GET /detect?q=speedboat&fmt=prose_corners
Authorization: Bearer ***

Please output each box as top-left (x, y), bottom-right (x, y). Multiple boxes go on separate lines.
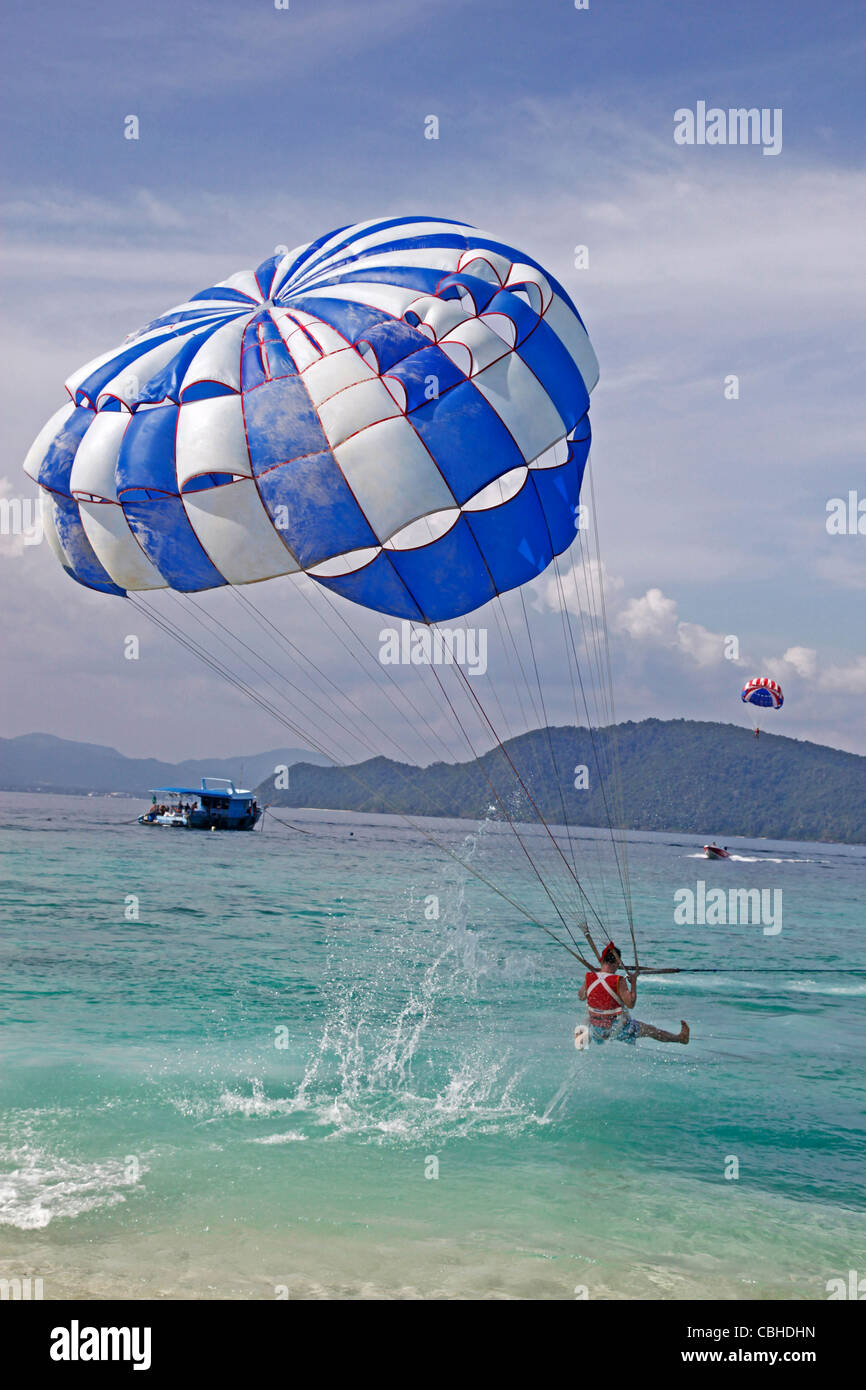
top-left (140, 809), bottom-right (189, 828)
top-left (703, 843), bottom-right (731, 860)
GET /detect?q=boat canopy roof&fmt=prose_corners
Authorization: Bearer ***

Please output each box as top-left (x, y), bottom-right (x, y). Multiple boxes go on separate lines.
top-left (149, 782), bottom-right (254, 798)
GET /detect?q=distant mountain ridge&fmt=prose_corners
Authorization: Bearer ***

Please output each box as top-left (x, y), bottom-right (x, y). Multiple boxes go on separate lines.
top-left (4, 722), bottom-right (864, 844)
top-left (260, 719), bottom-right (866, 845)
top-left (0, 732), bottom-right (331, 796)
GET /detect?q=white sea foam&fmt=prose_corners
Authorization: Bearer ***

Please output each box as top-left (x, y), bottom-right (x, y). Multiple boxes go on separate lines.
top-left (0, 1143), bottom-right (147, 1230)
top-left (788, 980), bottom-right (866, 997)
top-left (249, 1131), bottom-right (308, 1144)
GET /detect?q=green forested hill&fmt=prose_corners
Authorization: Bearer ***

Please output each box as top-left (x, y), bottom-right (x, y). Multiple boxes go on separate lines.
top-left (260, 719), bottom-right (866, 845)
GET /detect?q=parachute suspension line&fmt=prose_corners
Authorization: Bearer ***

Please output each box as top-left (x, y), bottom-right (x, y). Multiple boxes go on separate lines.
top-left (523, 469), bottom-right (620, 929)
top-left (425, 621), bottom-right (605, 963)
top-left (549, 549), bottom-right (632, 941)
top-left (489, 595), bottom-right (544, 740)
top-left (406, 620), bottom-right (593, 960)
top-left (124, 593), bottom-right (589, 964)
top-left (586, 463), bottom-right (636, 954)
top-left (448, 602), bottom-right (524, 771)
top-left (574, 531), bottom-right (624, 873)
top-left (176, 591), bottom-right (547, 857)
top-left (288, 577), bottom-right (469, 770)
top-left (172, 592), bottom-right (379, 762)
top-left (182, 586), bottom-right (516, 857)
top-left (514, 583), bottom-right (601, 928)
top-left (534, 560), bottom-right (613, 931)
top-left (226, 586), bottom-right (452, 772)
top-left (550, 488), bottom-right (637, 962)
top-left (467, 592), bottom-right (590, 929)
top-left (495, 571), bottom-right (620, 944)
top-left (433, 607), bottom-right (608, 934)
top-left (129, 594), bottom-right (360, 766)
top-left (573, 535), bottom-right (636, 967)
top-left (488, 594), bottom-right (577, 894)
top-left (491, 589), bottom-right (585, 890)
top-left (636, 967), bottom-right (866, 976)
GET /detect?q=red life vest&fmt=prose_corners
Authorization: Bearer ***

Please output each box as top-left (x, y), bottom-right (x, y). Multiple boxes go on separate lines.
top-left (585, 970), bottom-right (624, 1024)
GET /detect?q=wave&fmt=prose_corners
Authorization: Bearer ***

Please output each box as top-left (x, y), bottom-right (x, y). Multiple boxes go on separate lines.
top-left (0, 1139), bottom-right (147, 1230)
top-left (787, 981), bottom-right (866, 997)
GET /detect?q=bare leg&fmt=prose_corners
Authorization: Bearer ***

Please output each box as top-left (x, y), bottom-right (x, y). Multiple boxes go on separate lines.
top-left (636, 1019), bottom-right (690, 1044)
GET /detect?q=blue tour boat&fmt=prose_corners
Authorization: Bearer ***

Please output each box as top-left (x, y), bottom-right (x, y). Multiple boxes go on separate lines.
top-left (138, 778), bottom-right (262, 832)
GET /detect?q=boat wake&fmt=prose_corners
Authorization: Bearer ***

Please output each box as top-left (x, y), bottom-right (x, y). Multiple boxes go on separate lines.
top-left (686, 853), bottom-right (828, 865)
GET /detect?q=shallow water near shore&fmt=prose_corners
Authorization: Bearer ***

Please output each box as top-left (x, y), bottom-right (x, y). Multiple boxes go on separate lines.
top-left (1, 791), bottom-right (864, 1299)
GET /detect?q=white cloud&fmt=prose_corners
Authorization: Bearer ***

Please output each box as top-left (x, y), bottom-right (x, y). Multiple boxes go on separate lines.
top-left (609, 585), bottom-right (733, 668)
top-left (617, 587), bottom-right (678, 643)
top-left (541, 568), bottom-right (738, 669)
top-left (536, 555), bottom-right (623, 622)
top-left (781, 646), bottom-right (818, 680)
top-left (819, 654), bottom-right (866, 695)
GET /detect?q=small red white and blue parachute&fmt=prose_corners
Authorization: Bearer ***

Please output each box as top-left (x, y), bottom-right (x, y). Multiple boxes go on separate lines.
top-left (741, 676), bottom-right (784, 710)
top-left (23, 215), bottom-right (598, 624)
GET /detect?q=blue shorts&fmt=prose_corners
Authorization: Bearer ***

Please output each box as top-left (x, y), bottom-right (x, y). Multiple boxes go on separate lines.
top-left (590, 1015), bottom-right (640, 1046)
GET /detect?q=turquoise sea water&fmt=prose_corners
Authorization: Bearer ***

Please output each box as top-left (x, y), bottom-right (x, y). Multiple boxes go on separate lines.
top-left (1, 789), bottom-right (864, 1300)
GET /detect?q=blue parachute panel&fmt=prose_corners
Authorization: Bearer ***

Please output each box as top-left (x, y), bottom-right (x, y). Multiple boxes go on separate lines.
top-left (116, 406), bottom-right (180, 499)
top-left (284, 296), bottom-right (391, 345)
top-left (121, 495), bottom-right (226, 592)
top-left (436, 271), bottom-right (501, 315)
top-left (465, 478), bottom-right (554, 595)
top-left (531, 449), bottom-right (587, 555)
top-left (244, 377), bottom-right (330, 475)
top-left (312, 551), bottom-right (424, 622)
top-left (52, 495), bottom-right (126, 595)
top-left (409, 379), bottom-right (525, 503)
top-left (241, 317), bottom-right (299, 391)
top-left (387, 516), bottom-right (497, 621)
top-left (256, 453), bottom-right (378, 568)
top-left (138, 326), bottom-right (224, 406)
top-left (353, 319), bottom-right (434, 374)
top-left (37, 407), bottom-right (93, 496)
top-left (384, 344), bottom-right (466, 414)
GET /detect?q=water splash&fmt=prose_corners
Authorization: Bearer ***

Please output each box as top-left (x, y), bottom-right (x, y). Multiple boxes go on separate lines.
top-left (211, 817), bottom-right (546, 1145)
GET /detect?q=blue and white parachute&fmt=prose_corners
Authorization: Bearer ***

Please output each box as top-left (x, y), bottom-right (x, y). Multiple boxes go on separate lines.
top-left (24, 215), bottom-right (598, 622)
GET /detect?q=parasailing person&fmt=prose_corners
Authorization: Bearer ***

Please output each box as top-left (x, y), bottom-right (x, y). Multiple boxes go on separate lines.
top-left (742, 676), bottom-right (784, 739)
top-left (578, 943), bottom-right (690, 1046)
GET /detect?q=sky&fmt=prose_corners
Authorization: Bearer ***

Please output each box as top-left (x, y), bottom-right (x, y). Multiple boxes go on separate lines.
top-left (1, 0), bottom-right (864, 763)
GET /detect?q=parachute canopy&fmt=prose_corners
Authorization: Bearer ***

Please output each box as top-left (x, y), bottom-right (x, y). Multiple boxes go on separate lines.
top-left (24, 215), bottom-right (599, 624)
top-left (741, 676), bottom-right (784, 710)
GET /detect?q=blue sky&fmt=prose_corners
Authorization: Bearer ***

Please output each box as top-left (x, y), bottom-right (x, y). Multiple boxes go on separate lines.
top-left (2, 0), bottom-right (864, 759)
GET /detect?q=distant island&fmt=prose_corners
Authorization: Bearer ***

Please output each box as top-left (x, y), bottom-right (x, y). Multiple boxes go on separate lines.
top-left (0, 732), bottom-right (331, 798)
top-left (3, 721), bottom-right (864, 845)
top-left (259, 719), bottom-right (866, 846)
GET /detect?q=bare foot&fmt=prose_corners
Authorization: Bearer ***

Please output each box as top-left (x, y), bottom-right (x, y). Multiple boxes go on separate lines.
top-left (678, 1021), bottom-right (690, 1044)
